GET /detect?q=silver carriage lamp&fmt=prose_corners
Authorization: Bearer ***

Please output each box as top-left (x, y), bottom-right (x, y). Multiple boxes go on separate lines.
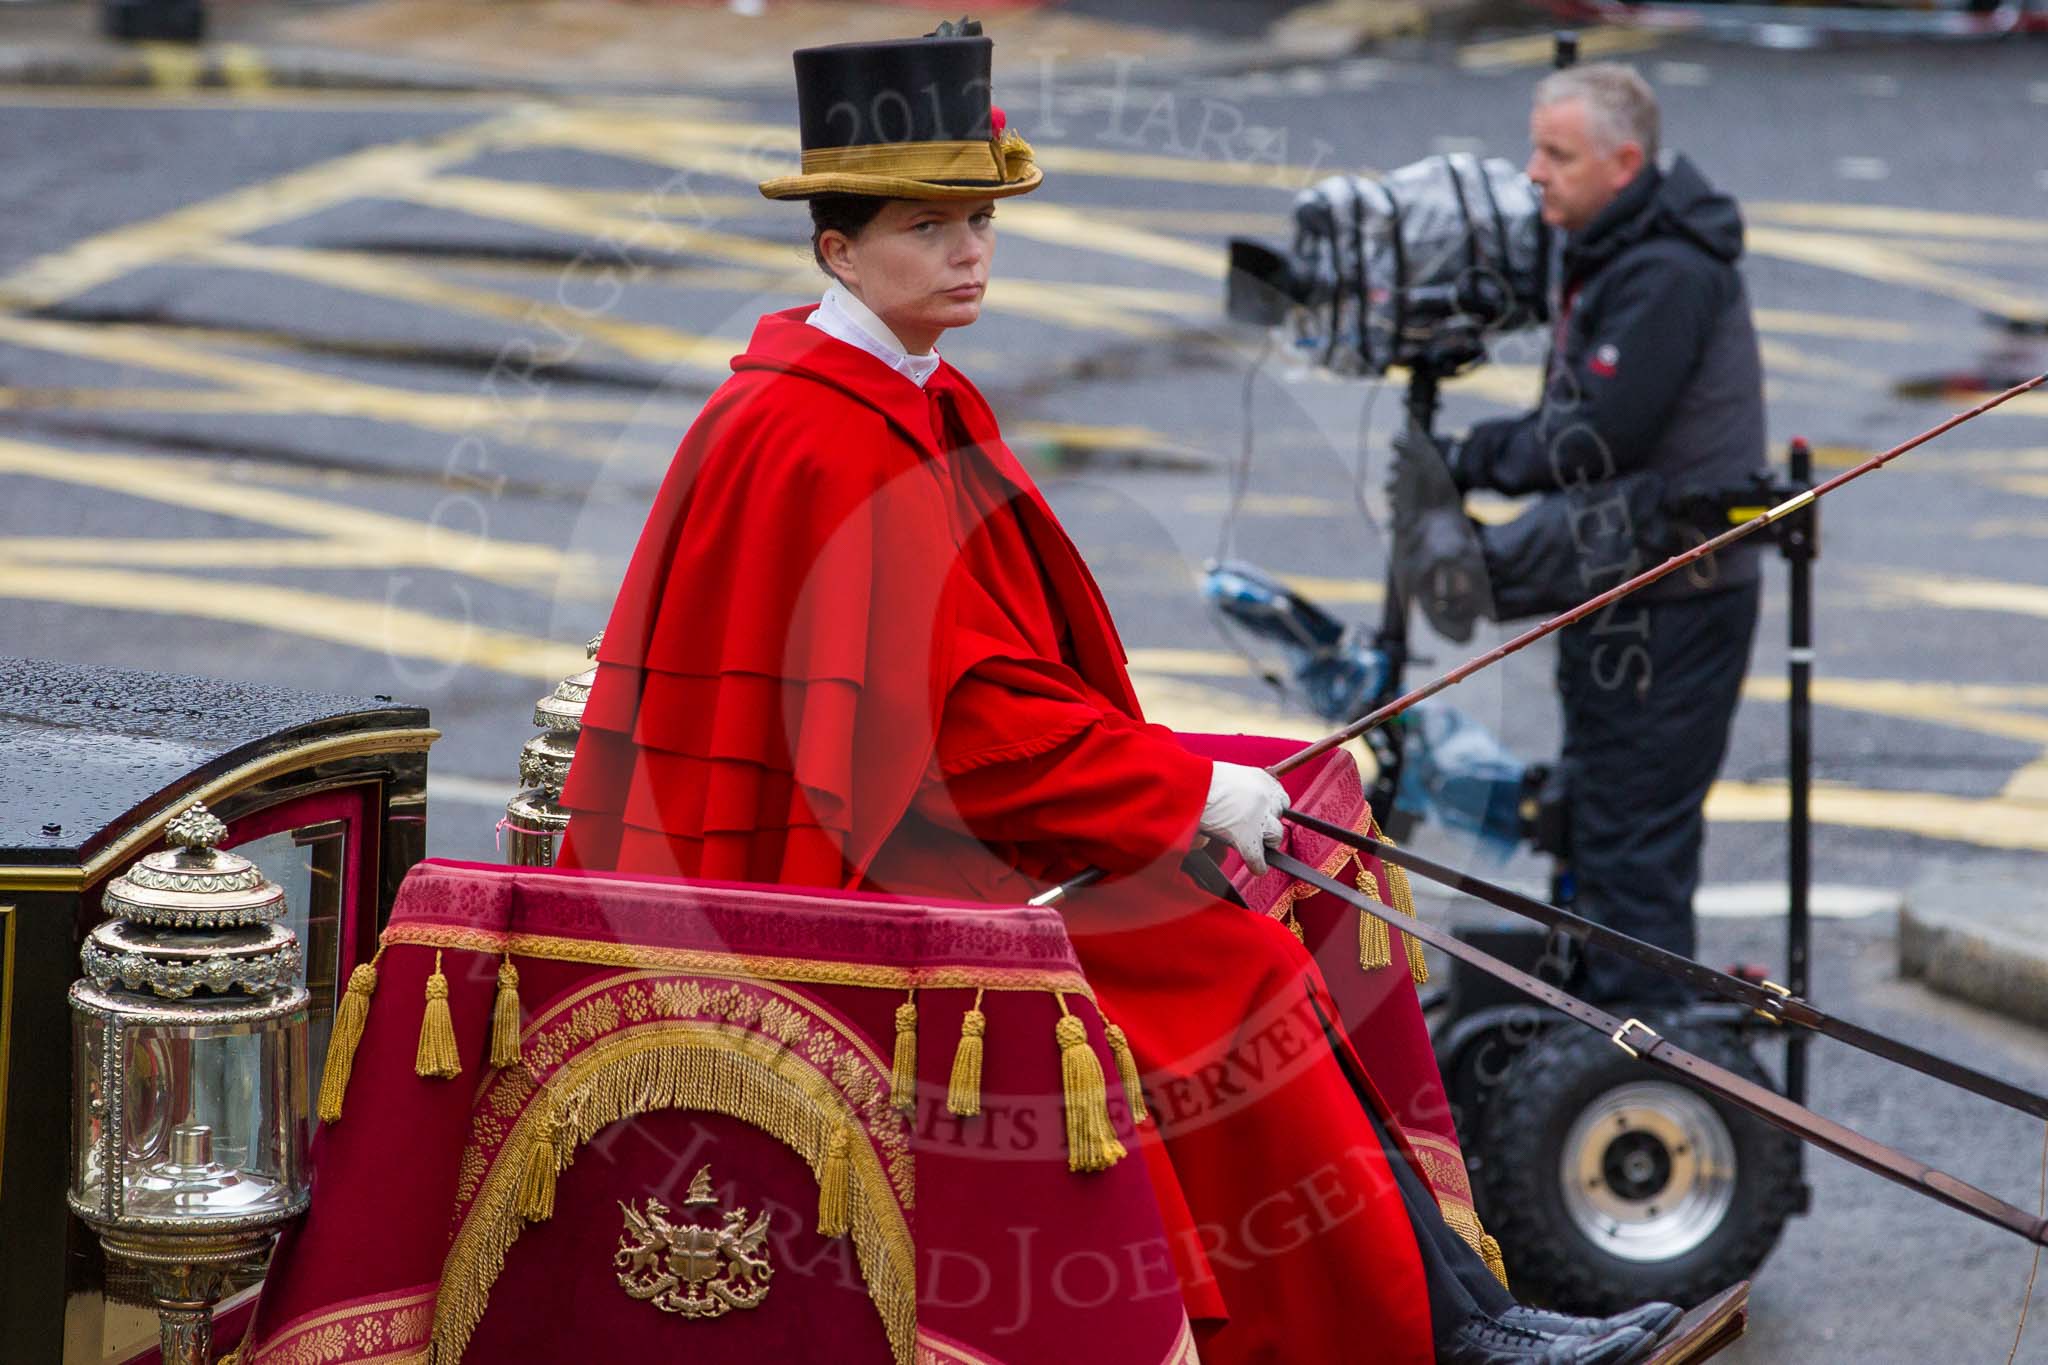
top-left (504, 633), bottom-right (598, 866)
top-left (69, 802), bottom-right (311, 1365)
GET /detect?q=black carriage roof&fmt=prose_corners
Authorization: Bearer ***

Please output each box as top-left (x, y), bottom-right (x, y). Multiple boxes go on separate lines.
top-left (0, 656), bottom-right (427, 865)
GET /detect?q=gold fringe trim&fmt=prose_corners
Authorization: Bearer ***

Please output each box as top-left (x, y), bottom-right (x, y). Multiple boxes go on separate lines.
top-left (432, 1021), bottom-right (914, 1365)
top-left (1054, 993), bottom-right (1126, 1173)
top-left (1103, 1020), bottom-right (1149, 1126)
top-left (317, 948), bottom-right (382, 1123)
top-left (489, 955), bottom-right (522, 1070)
top-left (514, 1109), bottom-right (558, 1221)
top-left (947, 988), bottom-right (987, 1118)
top-left (415, 950), bottom-right (462, 1080)
top-left (1438, 1197), bottom-right (1510, 1291)
top-left (1355, 860), bottom-right (1394, 972)
top-left (817, 1120), bottom-right (854, 1237)
top-left (890, 991), bottom-right (918, 1115)
top-left (381, 922), bottom-right (1095, 999)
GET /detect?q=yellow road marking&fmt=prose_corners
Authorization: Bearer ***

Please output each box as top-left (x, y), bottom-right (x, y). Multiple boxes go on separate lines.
top-left (137, 42), bottom-right (204, 91)
top-left (1873, 570), bottom-right (2048, 622)
top-left (0, 438), bottom-right (595, 589)
top-left (216, 44), bottom-right (271, 94)
top-left (0, 558), bottom-right (588, 681)
top-left (0, 111), bottom-right (536, 310)
top-left (1706, 779), bottom-right (2048, 850)
top-left (1743, 674), bottom-right (2048, 747)
top-left (1747, 225), bottom-right (2048, 320)
top-left (1183, 492), bottom-right (1350, 518)
top-left (1995, 473), bottom-right (2048, 497)
top-left (194, 240), bottom-right (740, 373)
top-left (1126, 647), bottom-right (1253, 677)
top-left (1749, 201), bottom-right (2048, 244)
top-left (0, 87), bottom-right (538, 112)
top-left (1014, 421), bottom-right (1204, 460)
top-left (1130, 671), bottom-right (1365, 748)
top-left (0, 535), bottom-right (607, 592)
top-left (0, 314), bottom-right (696, 435)
top-left (1756, 339), bottom-right (1884, 387)
top-left (1276, 571), bottom-right (1385, 606)
top-left (1459, 26), bottom-right (1661, 70)
top-left (2002, 756), bottom-right (2048, 802)
top-left (1002, 200), bottom-right (1227, 280)
top-left (1752, 308), bottom-right (1915, 343)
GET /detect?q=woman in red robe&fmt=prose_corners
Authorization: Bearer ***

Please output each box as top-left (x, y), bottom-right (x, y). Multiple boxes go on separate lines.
top-left (559, 23), bottom-right (1676, 1365)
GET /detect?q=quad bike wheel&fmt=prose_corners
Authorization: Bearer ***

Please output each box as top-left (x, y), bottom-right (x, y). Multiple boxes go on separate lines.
top-left (1474, 1019), bottom-right (1801, 1313)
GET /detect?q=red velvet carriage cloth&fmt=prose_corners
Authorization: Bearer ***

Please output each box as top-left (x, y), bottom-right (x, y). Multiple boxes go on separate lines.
top-left (233, 746), bottom-right (1493, 1363)
top-left (235, 860), bottom-right (1197, 1365)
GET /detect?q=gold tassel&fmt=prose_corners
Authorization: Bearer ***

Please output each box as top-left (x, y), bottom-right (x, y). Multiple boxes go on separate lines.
top-left (890, 991), bottom-right (918, 1114)
top-left (1285, 903), bottom-right (1305, 941)
top-left (1384, 855), bottom-right (1431, 986)
top-left (1355, 860), bottom-right (1394, 971)
top-left (817, 1121), bottom-right (853, 1236)
top-left (947, 989), bottom-right (987, 1118)
top-left (515, 1109), bottom-right (559, 1221)
top-left (415, 950), bottom-right (462, 1080)
top-left (317, 949), bottom-right (381, 1123)
top-left (1103, 1019), bottom-right (1149, 1126)
top-left (1054, 994), bottom-right (1126, 1173)
top-left (1481, 1234), bottom-right (1509, 1290)
top-left (490, 955), bottom-right (523, 1070)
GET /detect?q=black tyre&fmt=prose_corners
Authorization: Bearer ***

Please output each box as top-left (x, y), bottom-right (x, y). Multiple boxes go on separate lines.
top-left (1472, 1019), bottom-right (1800, 1313)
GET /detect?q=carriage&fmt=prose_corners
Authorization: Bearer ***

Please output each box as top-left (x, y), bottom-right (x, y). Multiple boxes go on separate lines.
top-left (13, 635), bottom-right (2037, 1363)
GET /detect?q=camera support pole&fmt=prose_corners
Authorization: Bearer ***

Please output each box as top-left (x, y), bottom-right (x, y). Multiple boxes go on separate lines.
top-left (1366, 363), bottom-right (1453, 833)
top-left (1785, 435), bottom-right (1816, 1135)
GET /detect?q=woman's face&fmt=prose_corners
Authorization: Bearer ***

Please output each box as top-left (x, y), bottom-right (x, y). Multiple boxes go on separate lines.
top-left (820, 198), bottom-right (997, 353)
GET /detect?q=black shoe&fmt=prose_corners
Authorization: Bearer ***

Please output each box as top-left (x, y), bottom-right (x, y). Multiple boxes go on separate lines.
top-left (1497, 1302), bottom-right (1684, 1341)
top-left (1438, 1314), bottom-right (1653, 1365)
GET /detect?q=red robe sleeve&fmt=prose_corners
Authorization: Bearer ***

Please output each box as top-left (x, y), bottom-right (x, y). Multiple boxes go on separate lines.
top-left (918, 653), bottom-right (1212, 878)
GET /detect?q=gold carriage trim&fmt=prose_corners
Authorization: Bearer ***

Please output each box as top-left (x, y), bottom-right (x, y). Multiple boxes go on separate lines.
top-left (379, 922), bottom-right (1096, 999)
top-left (433, 1021), bottom-right (916, 1365)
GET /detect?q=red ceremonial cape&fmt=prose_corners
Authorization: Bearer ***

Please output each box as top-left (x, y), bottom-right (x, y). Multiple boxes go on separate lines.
top-left (561, 309), bottom-right (1436, 1364)
top-left (560, 306), bottom-right (1146, 888)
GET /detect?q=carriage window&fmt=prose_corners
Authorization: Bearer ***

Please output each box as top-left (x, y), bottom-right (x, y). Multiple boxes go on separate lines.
top-left (236, 820), bottom-right (347, 1104)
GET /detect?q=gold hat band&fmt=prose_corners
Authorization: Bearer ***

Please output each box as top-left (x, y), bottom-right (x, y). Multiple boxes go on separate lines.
top-left (800, 138), bottom-right (1003, 183)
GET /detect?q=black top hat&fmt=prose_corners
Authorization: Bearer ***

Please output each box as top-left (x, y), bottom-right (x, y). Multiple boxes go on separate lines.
top-left (758, 25), bottom-right (1040, 201)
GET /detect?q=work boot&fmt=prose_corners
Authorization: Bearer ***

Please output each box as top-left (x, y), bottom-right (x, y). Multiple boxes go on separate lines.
top-left (1498, 1302), bottom-right (1684, 1340)
top-left (1437, 1313), bottom-right (1653, 1365)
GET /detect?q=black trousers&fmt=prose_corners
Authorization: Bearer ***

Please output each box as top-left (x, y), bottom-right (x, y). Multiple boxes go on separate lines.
top-left (1556, 581), bottom-right (1760, 1005)
top-left (1317, 996), bottom-right (1516, 1345)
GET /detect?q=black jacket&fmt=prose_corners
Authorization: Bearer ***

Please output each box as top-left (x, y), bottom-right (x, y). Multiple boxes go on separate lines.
top-left (1459, 156), bottom-right (1767, 611)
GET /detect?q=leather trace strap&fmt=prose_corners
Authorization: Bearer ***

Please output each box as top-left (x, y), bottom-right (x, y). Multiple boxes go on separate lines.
top-left (1266, 846), bottom-right (2048, 1249)
top-left (1284, 806), bottom-right (2048, 1124)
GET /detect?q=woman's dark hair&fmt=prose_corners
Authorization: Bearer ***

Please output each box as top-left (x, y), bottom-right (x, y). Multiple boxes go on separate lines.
top-left (808, 194), bottom-right (890, 276)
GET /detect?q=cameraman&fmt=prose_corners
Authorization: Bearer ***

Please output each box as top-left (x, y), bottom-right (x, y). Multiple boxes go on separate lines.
top-left (1405, 64), bottom-right (1766, 1006)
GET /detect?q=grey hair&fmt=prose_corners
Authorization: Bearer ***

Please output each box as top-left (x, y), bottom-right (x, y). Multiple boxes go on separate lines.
top-left (1533, 63), bottom-right (1659, 161)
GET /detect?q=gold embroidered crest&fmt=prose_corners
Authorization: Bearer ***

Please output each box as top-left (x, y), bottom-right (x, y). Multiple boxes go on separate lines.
top-left (615, 1166), bottom-right (773, 1319)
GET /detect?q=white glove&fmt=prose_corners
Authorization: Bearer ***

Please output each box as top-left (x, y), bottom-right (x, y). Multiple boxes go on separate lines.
top-left (1200, 762), bottom-right (1288, 877)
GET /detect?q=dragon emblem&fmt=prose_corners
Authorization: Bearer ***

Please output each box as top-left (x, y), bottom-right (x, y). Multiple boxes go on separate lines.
top-left (615, 1165), bottom-right (773, 1319)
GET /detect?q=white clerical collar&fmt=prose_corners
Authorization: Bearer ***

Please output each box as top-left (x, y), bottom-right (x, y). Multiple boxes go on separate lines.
top-left (806, 284), bottom-right (942, 389)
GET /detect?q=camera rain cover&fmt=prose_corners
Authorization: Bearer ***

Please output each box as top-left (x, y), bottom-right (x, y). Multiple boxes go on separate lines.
top-left (1287, 154), bottom-right (1548, 376)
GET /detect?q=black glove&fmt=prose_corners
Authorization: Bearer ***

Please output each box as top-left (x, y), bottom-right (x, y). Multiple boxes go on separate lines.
top-left (1389, 424), bottom-right (1489, 644)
